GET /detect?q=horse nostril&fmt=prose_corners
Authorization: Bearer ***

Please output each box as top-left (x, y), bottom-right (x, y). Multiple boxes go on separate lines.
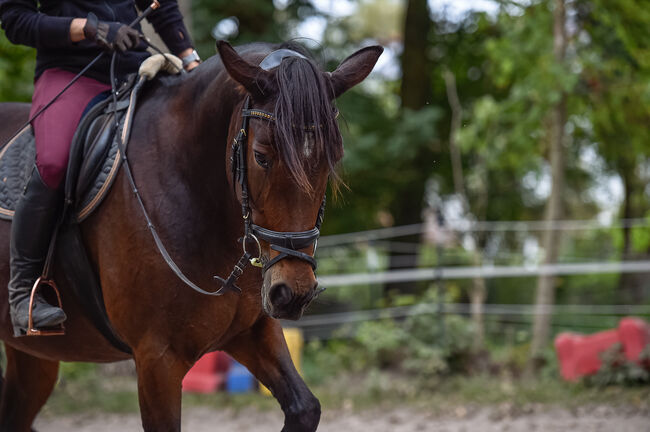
top-left (309, 281), bottom-right (320, 297)
top-left (270, 283), bottom-right (292, 308)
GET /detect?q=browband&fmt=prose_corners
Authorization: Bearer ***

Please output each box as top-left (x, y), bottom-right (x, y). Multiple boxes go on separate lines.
top-left (242, 108), bottom-right (340, 127)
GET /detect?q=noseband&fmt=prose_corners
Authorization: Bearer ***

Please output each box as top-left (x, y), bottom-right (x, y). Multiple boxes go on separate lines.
top-left (214, 49), bottom-right (326, 295)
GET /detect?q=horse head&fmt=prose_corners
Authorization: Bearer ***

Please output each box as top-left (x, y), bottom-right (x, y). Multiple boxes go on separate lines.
top-left (216, 41), bottom-right (382, 320)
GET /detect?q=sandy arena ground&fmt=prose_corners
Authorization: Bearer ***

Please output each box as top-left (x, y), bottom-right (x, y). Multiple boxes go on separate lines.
top-left (35, 405), bottom-right (650, 431)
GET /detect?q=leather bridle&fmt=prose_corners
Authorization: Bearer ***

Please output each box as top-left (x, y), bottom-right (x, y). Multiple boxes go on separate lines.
top-left (213, 50), bottom-right (327, 295)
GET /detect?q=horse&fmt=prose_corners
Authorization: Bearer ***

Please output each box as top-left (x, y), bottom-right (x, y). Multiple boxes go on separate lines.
top-left (0, 40), bottom-right (382, 431)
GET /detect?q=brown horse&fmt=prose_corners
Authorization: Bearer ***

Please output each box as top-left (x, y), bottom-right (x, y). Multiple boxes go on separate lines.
top-left (0, 41), bottom-right (382, 431)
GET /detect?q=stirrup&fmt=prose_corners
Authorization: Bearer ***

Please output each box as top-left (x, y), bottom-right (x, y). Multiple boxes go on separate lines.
top-left (25, 277), bottom-right (65, 336)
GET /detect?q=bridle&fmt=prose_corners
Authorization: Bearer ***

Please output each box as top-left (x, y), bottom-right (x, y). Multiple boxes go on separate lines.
top-left (213, 49), bottom-right (327, 295)
top-left (119, 48), bottom-right (329, 298)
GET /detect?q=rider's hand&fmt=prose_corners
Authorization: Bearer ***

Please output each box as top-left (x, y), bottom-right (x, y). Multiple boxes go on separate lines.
top-left (83, 12), bottom-right (141, 53)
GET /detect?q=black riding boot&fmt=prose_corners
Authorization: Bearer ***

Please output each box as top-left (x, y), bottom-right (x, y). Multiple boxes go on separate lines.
top-left (8, 167), bottom-right (66, 336)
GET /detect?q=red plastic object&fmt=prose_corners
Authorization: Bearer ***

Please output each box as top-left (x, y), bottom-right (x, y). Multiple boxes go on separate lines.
top-left (619, 317), bottom-right (650, 362)
top-left (182, 351), bottom-right (231, 393)
top-left (555, 317), bottom-right (650, 381)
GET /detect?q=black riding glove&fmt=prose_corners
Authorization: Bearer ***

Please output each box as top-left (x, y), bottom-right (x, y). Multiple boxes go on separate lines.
top-left (83, 12), bottom-right (141, 53)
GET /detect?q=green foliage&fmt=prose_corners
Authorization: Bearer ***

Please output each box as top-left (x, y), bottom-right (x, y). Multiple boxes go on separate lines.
top-left (577, 0), bottom-right (650, 234)
top-left (401, 309), bottom-right (475, 377)
top-left (585, 343), bottom-right (650, 387)
top-left (587, 0), bottom-right (650, 71)
top-left (326, 101), bottom-right (442, 232)
top-left (58, 362), bottom-right (97, 382)
top-left (355, 317), bottom-right (411, 368)
top-left (0, 31), bottom-right (35, 102)
top-left (305, 289), bottom-right (476, 384)
top-left (191, 0), bottom-right (317, 58)
top-left (631, 222), bottom-right (650, 253)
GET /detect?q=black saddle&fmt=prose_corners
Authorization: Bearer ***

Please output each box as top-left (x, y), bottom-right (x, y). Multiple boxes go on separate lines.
top-left (0, 74), bottom-right (146, 353)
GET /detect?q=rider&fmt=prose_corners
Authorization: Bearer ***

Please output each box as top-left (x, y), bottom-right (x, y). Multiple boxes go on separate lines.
top-left (0, 0), bottom-right (201, 335)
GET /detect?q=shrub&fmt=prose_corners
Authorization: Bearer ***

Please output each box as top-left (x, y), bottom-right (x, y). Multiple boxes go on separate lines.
top-left (304, 299), bottom-right (476, 383)
top-left (585, 343), bottom-right (650, 387)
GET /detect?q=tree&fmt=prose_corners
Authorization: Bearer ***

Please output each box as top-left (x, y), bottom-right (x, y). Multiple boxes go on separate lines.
top-left (442, 67), bottom-right (488, 351)
top-left (191, 0), bottom-right (317, 56)
top-left (577, 0), bottom-right (650, 303)
top-left (377, 0), bottom-right (436, 297)
top-left (401, 0), bottom-right (433, 110)
top-left (529, 0), bottom-right (569, 368)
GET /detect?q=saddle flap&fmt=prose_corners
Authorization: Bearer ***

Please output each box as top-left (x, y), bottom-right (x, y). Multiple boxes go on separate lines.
top-left (66, 73), bottom-right (138, 221)
top-left (75, 113), bottom-right (121, 203)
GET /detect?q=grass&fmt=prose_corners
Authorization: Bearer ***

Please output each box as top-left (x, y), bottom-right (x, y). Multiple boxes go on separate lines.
top-left (41, 364), bottom-right (139, 415)
top-left (311, 371), bottom-right (650, 413)
top-left (40, 362), bottom-right (650, 417)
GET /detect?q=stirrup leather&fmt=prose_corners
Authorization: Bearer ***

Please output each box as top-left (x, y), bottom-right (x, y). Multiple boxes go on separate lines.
top-left (26, 277), bottom-right (65, 336)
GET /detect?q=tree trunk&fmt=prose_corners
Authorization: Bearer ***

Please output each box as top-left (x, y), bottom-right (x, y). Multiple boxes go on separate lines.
top-left (400, 0), bottom-right (433, 110)
top-left (442, 67), bottom-right (487, 351)
top-left (384, 0), bottom-right (434, 296)
top-left (617, 165), bottom-right (650, 303)
top-left (470, 253), bottom-right (487, 351)
top-left (529, 0), bottom-right (567, 369)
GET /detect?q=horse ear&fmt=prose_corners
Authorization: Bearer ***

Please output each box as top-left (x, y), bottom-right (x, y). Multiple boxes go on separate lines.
top-left (216, 40), bottom-right (273, 98)
top-left (329, 45), bottom-right (384, 98)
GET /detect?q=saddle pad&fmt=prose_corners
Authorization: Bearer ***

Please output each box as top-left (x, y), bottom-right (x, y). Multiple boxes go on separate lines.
top-left (0, 126), bottom-right (36, 219)
top-left (0, 108), bottom-right (128, 222)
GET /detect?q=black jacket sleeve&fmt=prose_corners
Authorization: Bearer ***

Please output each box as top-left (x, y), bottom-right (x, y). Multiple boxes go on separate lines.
top-left (137, 0), bottom-right (193, 56)
top-left (0, 0), bottom-right (73, 49)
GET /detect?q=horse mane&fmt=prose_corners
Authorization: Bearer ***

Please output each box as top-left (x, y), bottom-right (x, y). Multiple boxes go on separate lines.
top-left (270, 42), bottom-right (343, 194)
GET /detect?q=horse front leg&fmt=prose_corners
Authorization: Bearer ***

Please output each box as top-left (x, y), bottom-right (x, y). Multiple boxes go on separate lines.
top-left (133, 343), bottom-right (192, 432)
top-left (225, 316), bottom-right (321, 432)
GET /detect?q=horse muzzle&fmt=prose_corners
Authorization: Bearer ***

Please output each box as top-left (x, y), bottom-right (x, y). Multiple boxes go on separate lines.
top-left (264, 279), bottom-right (320, 320)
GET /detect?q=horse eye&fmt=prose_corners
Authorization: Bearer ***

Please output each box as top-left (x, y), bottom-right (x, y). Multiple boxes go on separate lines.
top-left (254, 150), bottom-right (270, 169)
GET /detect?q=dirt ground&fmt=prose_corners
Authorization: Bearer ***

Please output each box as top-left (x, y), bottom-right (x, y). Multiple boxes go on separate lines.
top-left (35, 405), bottom-right (650, 431)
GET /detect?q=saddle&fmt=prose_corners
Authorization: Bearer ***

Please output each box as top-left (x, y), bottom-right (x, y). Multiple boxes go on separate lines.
top-left (0, 55), bottom-right (178, 352)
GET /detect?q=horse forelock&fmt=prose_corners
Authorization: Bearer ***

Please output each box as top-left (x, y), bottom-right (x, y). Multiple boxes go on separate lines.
top-left (271, 47), bottom-right (343, 194)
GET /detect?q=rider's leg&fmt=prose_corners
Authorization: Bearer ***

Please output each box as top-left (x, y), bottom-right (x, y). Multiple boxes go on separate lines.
top-left (8, 68), bottom-right (110, 335)
top-left (9, 167), bottom-right (65, 335)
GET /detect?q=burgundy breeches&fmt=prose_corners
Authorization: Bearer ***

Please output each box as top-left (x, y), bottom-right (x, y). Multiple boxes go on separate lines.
top-left (30, 69), bottom-right (111, 189)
